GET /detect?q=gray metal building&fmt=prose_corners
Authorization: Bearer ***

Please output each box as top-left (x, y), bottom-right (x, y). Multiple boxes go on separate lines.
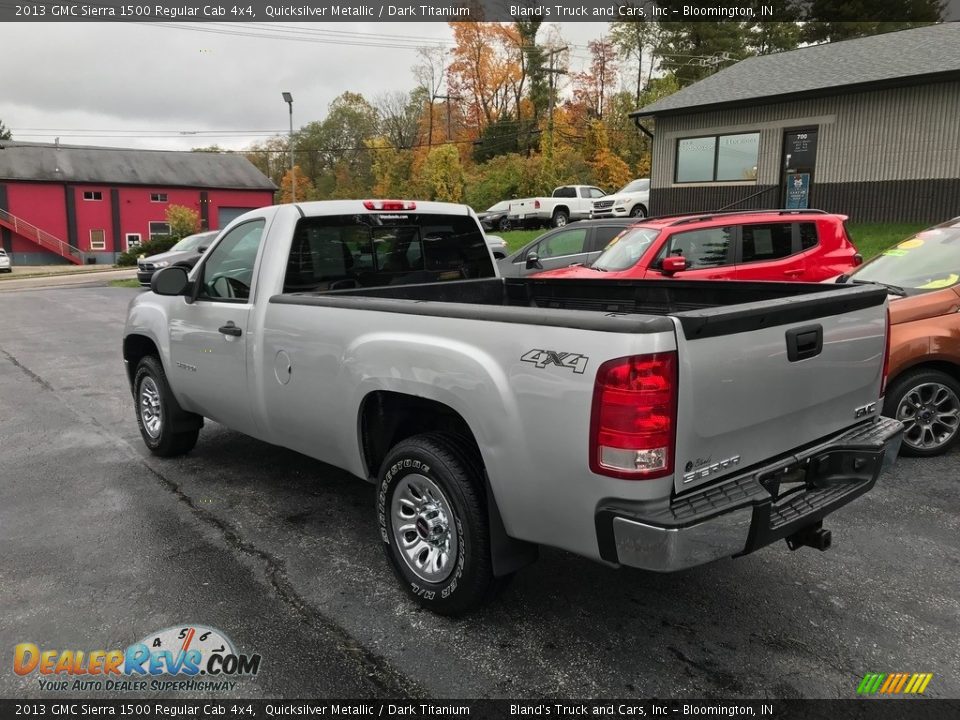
top-left (631, 24), bottom-right (960, 223)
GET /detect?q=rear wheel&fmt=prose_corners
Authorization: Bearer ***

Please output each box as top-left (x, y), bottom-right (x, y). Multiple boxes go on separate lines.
top-left (376, 433), bottom-right (508, 615)
top-left (884, 368), bottom-right (960, 457)
top-left (134, 356), bottom-right (202, 457)
top-left (552, 209), bottom-right (569, 228)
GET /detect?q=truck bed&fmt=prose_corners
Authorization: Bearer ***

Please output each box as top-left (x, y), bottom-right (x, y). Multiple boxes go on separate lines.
top-left (270, 277), bottom-right (888, 339)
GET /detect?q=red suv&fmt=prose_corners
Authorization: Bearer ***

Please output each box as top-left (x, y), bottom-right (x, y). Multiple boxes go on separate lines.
top-left (534, 209), bottom-right (861, 282)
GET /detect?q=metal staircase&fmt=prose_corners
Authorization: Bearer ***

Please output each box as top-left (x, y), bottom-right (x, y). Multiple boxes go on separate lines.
top-left (0, 208), bottom-right (82, 264)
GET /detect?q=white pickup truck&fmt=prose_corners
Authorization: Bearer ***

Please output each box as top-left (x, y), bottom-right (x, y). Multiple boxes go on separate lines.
top-left (508, 185), bottom-right (606, 229)
top-left (124, 200), bottom-right (902, 615)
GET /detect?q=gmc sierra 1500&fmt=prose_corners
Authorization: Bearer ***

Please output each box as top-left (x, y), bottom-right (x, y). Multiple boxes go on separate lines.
top-left (123, 200), bottom-right (902, 615)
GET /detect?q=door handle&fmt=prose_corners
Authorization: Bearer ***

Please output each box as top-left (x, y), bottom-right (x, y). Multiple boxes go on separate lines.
top-left (218, 322), bottom-right (242, 337)
top-left (783, 269), bottom-right (803, 277)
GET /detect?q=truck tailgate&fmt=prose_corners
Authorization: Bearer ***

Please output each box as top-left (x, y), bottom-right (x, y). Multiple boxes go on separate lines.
top-left (671, 287), bottom-right (888, 494)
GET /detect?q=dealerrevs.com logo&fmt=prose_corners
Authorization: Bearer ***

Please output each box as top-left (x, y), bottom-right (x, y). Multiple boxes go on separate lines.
top-left (14, 625), bottom-right (261, 692)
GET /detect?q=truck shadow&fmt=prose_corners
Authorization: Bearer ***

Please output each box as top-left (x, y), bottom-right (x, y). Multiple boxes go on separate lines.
top-left (169, 423), bottom-right (955, 699)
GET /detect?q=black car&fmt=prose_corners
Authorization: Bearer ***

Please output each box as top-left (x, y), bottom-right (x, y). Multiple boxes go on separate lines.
top-left (496, 218), bottom-right (638, 277)
top-left (476, 201), bottom-right (511, 232)
top-left (137, 230), bottom-right (219, 286)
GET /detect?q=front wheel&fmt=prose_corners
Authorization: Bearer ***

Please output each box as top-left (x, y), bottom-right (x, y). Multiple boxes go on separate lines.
top-left (498, 217), bottom-right (511, 232)
top-left (134, 356), bottom-right (202, 457)
top-left (884, 368), bottom-right (960, 457)
top-left (376, 433), bottom-right (508, 615)
top-left (629, 204), bottom-right (647, 218)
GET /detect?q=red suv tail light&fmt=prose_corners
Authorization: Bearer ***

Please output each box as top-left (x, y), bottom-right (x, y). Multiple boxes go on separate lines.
top-left (590, 352), bottom-right (678, 479)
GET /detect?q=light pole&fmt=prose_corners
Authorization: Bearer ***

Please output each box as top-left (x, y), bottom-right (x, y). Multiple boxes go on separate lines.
top-left (282, 91), bottom-right (295, 203)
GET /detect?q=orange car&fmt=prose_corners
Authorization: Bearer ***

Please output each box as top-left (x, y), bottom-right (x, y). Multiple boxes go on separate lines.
top-left (840, 218), bottom-right (960, 456)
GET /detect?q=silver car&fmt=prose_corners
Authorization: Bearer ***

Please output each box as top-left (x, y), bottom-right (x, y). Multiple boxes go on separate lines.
top-left (497, 219), bottom-right (636, 277)
top-left (137, 230), bottom-right (218, 287)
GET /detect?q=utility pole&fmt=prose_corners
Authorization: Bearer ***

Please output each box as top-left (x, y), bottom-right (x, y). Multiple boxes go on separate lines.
top-left (281, 91), bottom-right (295, 203)
top-left (433, 93), bottom-right (462, 142)
top-left (544, 47), bottom-right (568, 160)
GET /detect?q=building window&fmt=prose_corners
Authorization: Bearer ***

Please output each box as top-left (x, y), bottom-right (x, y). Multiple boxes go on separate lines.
top-left (676, 132), bottom-right (760, 183)
top-left (83, 191), bottom-right (103, 201)
top-left (150, 193), bottom-right (168, 203)
top-left (89, 229), bottom-right (106, 251)
top-left (149, 222), bottom-right (171, 240)
top-left (126, 233), bottom-right (142, 250)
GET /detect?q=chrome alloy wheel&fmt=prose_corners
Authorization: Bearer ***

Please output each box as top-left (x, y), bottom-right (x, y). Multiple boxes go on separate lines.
top-left (897, 381), bottom-right (960, 451)
top-left (139, 377), bottom-right (163, 439)
top-left (391, 474), bottom-right (458, 583)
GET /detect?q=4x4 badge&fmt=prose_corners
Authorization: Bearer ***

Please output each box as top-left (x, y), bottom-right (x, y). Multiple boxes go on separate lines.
top-left (521, 349), bottom-right (589, 374)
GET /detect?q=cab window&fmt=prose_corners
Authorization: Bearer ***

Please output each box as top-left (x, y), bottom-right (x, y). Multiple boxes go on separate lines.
top-left (198, 220), bottom-right (265, 301)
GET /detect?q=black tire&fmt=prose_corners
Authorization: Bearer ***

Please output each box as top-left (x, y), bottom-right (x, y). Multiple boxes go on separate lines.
top-left (133, 355), bottom-right (202, 457)
top-left (552, 209), bottom-right (569, 228)
top-left (498, 217), bottom-right (511, 232)
top-left (883, 368), bottom-right (960, 457)
top-left (376, 433), bottom-right (507, 616)
top-left (629, 204), bottom-right (647, 218)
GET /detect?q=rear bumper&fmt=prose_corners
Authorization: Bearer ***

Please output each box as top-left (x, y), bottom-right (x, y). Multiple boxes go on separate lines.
top-left (597, 416), bottom-right (903, 572)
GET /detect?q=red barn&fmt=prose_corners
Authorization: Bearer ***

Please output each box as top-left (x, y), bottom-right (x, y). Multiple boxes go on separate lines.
top-left (0, 141), bottom-right (276, 265)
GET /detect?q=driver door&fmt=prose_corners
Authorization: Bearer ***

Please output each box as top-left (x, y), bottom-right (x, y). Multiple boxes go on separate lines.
top-left (167, 219), bottom-right (266, 437)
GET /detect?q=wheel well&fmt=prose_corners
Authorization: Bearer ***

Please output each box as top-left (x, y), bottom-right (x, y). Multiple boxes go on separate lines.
top-left (359, 391), bottom-right (479, 479)
top-left (553, 206), bottom-right (569, 217)
top-left (890, 360), bottom-right (960, 389)
top-left (123, 334), bottom-right (159, 389)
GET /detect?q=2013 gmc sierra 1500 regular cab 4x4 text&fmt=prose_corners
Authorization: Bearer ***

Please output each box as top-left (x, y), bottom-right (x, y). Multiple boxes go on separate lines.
top-left (123, 200), bottom-right (903, 615)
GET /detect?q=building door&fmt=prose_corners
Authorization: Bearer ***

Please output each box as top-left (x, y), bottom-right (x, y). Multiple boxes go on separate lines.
top-left (781, 128), bottom-right (818, 209)
top-left (217, 207), bottom-right (250, 229)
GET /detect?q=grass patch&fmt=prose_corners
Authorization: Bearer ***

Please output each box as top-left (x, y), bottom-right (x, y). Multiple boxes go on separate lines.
top-left (846, 223), bottom-right (928, 261)
top-left (109, 279), bottom-right (143, 288)
top-left (500, 222), bottom-right (930, 262)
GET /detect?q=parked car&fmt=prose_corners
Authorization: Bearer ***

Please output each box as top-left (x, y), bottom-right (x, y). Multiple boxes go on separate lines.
top-left (476, 201), bottom-right (511, 232)
top-left (0, 248), bottom-right (11, 273)
top-left (125, 199), bottom-right (901, 615)
top-left (498, 218), bottom-right (636, 277)
top-left (137, 230), bottom-right (219, 286)
top-left (837, 218), bottom-right (960, 456)
top-left (485, 234), bottom-right (508, 260)
top-left (534, 209), bottom-right (861, 283)
top-left (508, 185), bottom-right (606, 229)
top-left (591, 178), bottom-right (650, 219)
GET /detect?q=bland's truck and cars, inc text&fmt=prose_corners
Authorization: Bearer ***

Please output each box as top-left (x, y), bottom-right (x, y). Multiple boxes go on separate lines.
top-left (123, 200), bottom-right (903, 615)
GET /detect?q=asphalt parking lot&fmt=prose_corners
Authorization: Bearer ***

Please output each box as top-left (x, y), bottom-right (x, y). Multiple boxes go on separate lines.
top-left (1, 284), bottom-right (958, 700)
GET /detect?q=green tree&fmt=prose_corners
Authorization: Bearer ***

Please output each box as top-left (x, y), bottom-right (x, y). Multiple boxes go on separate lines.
top-left (609, 15), bottom-right (662, 103)
top-left (0, 119), bottom-right (11, 140)
top-left (418, 145), bottom-right (465, 202)
top-left (368, 138), bottom-right (413, 198)
top-left (802, 0), bottom-right (942, 43)
top-left (165, 205), bottom-right (200, 240)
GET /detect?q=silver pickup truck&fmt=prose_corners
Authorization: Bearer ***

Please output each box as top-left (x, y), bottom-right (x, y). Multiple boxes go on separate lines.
top-left (123, 200), bottom-right (902, 615)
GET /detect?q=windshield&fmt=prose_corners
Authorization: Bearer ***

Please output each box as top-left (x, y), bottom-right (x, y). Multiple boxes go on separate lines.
top-left (171, 233), bottom-right (214, 252)
top-left (850, 225), bottom-right (960, 292)
top-left (485, 201), bottom-right (509, 213)
top-left (592, 227), bottom-right (660, 272)
top-left (616, 179), bottom-right (649, 195)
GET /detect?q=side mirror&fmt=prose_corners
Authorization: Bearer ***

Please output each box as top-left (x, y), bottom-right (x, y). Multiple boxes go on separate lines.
top-left (197, 246), bottom-right (209, 254)
top-left (660, 256), bottom-right (687, 275)
top-left (525, 252), bottom-right (542, 270)
top-left (151, 266), bottom-right (190, 296)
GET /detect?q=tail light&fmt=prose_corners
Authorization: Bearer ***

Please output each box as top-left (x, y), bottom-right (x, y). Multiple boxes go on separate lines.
top-left (363, 200), bottom-right (416, 211)
top-left (590, 352), bottom-right (677, 479)
top-left (881, 309), bottom-right (891, 396)
top-left (534, 200), bottom-right (541, 210)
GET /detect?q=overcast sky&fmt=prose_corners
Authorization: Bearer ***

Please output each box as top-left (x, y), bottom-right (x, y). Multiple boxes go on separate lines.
top-left (0, 22), bottom-right (610, 152)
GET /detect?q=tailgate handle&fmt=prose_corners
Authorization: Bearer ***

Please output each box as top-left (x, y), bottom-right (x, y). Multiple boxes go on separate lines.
top-left (786, 324), bottom-right (823, 362)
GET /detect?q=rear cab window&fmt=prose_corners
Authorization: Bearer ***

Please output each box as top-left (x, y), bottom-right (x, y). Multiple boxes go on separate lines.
top-left (282, 213), bottom-right (494, 294)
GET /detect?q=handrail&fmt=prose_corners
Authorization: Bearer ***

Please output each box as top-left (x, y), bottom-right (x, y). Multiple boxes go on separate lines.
top-left (0, 207), bottom-right (82, 262)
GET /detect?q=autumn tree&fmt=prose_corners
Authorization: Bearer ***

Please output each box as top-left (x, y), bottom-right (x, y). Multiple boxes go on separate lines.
top-left (245, 136), bottom-right (290, 188)
top-left (279, 165), bottom-right (316, 204)
top-left (583, 121), bottom-right (632, 192)
top-left (374, 89), bottom-right (425, 149)
top-left (572, 38), bottom-right (619, 119)
top-left (166, 205), bottom-right (201, 240)
top-left (418, 145), bottom-right (465, 202)
top-left (368, 138), bottom-right (413, 198)
top-left (447, 22), bottom-right (522, 130)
